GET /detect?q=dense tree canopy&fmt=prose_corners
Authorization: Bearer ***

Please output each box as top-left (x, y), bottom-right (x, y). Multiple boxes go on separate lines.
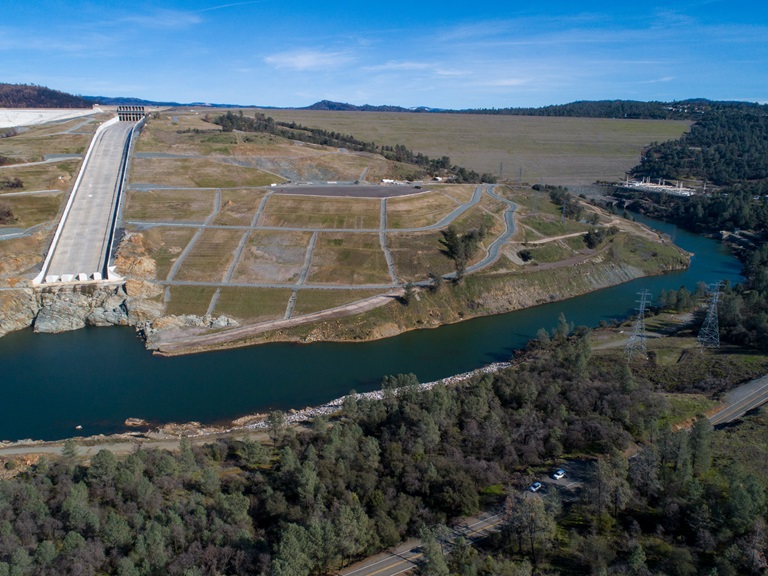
top-left (631, 104), bottom-right (768, 186)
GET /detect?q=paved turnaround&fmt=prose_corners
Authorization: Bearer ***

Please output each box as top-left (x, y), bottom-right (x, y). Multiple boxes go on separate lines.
top-left (40, 119), bottom-right (137, 282)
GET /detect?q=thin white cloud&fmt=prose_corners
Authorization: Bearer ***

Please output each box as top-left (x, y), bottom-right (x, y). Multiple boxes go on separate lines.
top-left (434, 68), bottom-right (469, 77)
top-left (264, 50), bottom-right (355, 71)
top-left (198, 1), bottom-right (271, 12)
top-left (120, 9), bottom-right (202, 29)
top-left (637, 76), bottom-right (676, 84)
top-left (365, 61), bottom-right (431, 71)
top-left (480, 78), bottom-right (532, 87)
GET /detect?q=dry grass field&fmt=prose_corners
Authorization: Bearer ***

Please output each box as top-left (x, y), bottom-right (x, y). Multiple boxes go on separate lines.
top-left (388, 231), bottom-right (455, 281)
top-left (0, 192), bottom-right (64, 228)
top-left (129, 158), bottom-right (280, 188)
top-left (0, 233), bottom-right (49, 277)
top-left (292, 289), bottom-right (386, 316)
top-left (174, 228), bottom-right (243, 282)
top-left (385, 191), bottom-right (461, 229)
top-left (123, 189), bottom-right (217, 222)
top-left (259, 109), bottom-right (690, 185)
top-left (0, 115), bottom-right (103, 161)
top-left (231, 230), bottom-right (312, 284)
top-left (307, 232), bottom-right (392, 285)
top-left (165, 285), bottom-right (218, 316)
top-left (258, 195), bottom-right (380, 229)
top-left (213, 287), bottom-right (292, 323)
top-left (0, 160), bottom-right (80, 193)
top-left (140, 227), bottom-right (199, 280)
top-left (211, 189), bottom-right (266, 226)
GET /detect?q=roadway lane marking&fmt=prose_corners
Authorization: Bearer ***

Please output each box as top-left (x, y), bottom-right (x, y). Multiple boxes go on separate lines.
top-left (710, 379), bottom-right (768, 425)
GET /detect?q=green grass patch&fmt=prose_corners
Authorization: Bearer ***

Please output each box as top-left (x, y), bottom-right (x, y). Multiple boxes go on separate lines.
top-left (166, 285), bottom-right (217, 316)
top-left (0, 192), bottom-right (64, 228)
top-left (307, 232), bottom-right (392, 285)
top-left (175, 229), bottom-right (244, 282)
top-left (213, 287), bottom-right (292, 323)
top-left (388, 230), bottom-right (454, 282)
top-left (292, 289), bottom-right (385, 316)
top-left (661, 393), bottom-right (718, 426)
top-left (526, 242), bottom-right (573, 263)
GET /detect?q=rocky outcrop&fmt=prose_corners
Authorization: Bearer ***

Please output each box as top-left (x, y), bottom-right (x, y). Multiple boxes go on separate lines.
top-left (143, 314), bottom-right (239, 347)
top-left (0, 277), bottom-right (238, 350)
top-left (112, 232), bottom-right (156, 280)
top-left (35, 284), bottom-right (132, 333)
top-left (0, 285), bottom-right (39, 337)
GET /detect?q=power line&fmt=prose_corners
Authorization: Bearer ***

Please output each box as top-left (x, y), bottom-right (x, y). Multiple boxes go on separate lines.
top-left (697, 282), bottom-right (722, 349)
top-left (626, 290), bottom-right (651, 361)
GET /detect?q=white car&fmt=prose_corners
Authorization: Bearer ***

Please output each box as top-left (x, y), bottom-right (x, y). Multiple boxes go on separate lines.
top-left (529, 482), bottom-right (542, 492)
top-left (552, 469), bottom-right (566, 480)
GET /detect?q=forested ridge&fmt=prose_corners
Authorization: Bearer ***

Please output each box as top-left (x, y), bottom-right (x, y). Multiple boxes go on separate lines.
top-left (0, 84), bottom-right (91, 109)
top-left (209, 111), bottom-right (496, 183)
top-left (1, 323), bottom-right (767, 575)
top-left (631, 104), bottom-right (768, 186)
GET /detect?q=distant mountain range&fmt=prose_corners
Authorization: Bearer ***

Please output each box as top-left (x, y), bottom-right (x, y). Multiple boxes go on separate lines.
top-left (1, 82), bottom-right (762, 120)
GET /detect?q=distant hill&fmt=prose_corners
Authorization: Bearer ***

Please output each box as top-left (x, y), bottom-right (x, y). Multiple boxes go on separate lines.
top-left (82, 95), bottom-right (184, 107)
top-left (296, 98), bottom-right (762, 120)
top-left (80, 95), bottom-right (257, 108)
top-left (0, 83), bottom-right (92, 108)
top-left (300, 100), bottom-right (435, 113)
top-left (4, 81), bottom-right (762, 121)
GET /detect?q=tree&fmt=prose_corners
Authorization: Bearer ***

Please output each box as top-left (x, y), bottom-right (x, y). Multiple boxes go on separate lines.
top-left (401, 282), bottom-right (415, 306)
top-left (428, 272), bottom-right (444, 293)
top-left (420, 527), bottom-right (450, 576)
top-left (61, 438), bottom-right (78, 460)
top-left (689, 416), bottom-right (713, 476)
top-left (271, 523), bottom-right (312, 576)
top-left (503, 492), bottom-right (555, 567)
top-left (268, 410), bottom-right (286, 443)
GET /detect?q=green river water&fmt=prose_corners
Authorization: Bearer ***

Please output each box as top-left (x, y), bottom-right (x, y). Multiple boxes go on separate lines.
top-left (0, 215), bottom-right (744, 441)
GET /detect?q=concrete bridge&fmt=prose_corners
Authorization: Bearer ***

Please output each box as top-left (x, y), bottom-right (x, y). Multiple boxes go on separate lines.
top-left (34, 116), bottom-right (142, 284)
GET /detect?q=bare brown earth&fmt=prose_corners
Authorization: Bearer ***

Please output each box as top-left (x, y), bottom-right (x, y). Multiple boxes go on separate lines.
top-left (0, 110), bottom-right (691, 352)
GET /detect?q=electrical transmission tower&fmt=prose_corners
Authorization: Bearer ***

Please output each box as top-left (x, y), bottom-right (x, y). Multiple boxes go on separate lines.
top-left (625, 290), bottom-right (651, 361)
top-left (697, 282), bottom-right (722, 349)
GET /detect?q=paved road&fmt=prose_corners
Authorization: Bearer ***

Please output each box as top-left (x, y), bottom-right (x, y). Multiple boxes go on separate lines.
top-left (340, 512), bottom-right (503, 576)
top-left (710, 373), bottom-right (768, 426)
top-left (43, 121), bottom-right (137, 281)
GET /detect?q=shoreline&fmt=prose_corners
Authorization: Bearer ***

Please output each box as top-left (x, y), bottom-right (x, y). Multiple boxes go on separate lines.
top-left (0, 360), bottom-right (514, 453)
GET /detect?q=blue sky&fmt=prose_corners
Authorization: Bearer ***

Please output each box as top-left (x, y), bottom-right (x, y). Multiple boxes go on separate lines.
top-left (2, 0), bottom-right (766, 108)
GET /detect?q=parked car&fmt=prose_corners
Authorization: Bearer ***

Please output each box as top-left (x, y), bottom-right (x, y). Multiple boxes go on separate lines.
top-left (529, 481), bottom-right (542, 492)
top-left (552, 469), bottom-right (566, 480)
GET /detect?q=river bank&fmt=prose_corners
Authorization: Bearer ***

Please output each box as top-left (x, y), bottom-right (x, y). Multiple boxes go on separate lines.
top-left (150, 220), bottom-right (689, 355)
top-left (0, 360), bottom-right (514, 458)
top-left (0, 210), bottom-right (741, 442)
